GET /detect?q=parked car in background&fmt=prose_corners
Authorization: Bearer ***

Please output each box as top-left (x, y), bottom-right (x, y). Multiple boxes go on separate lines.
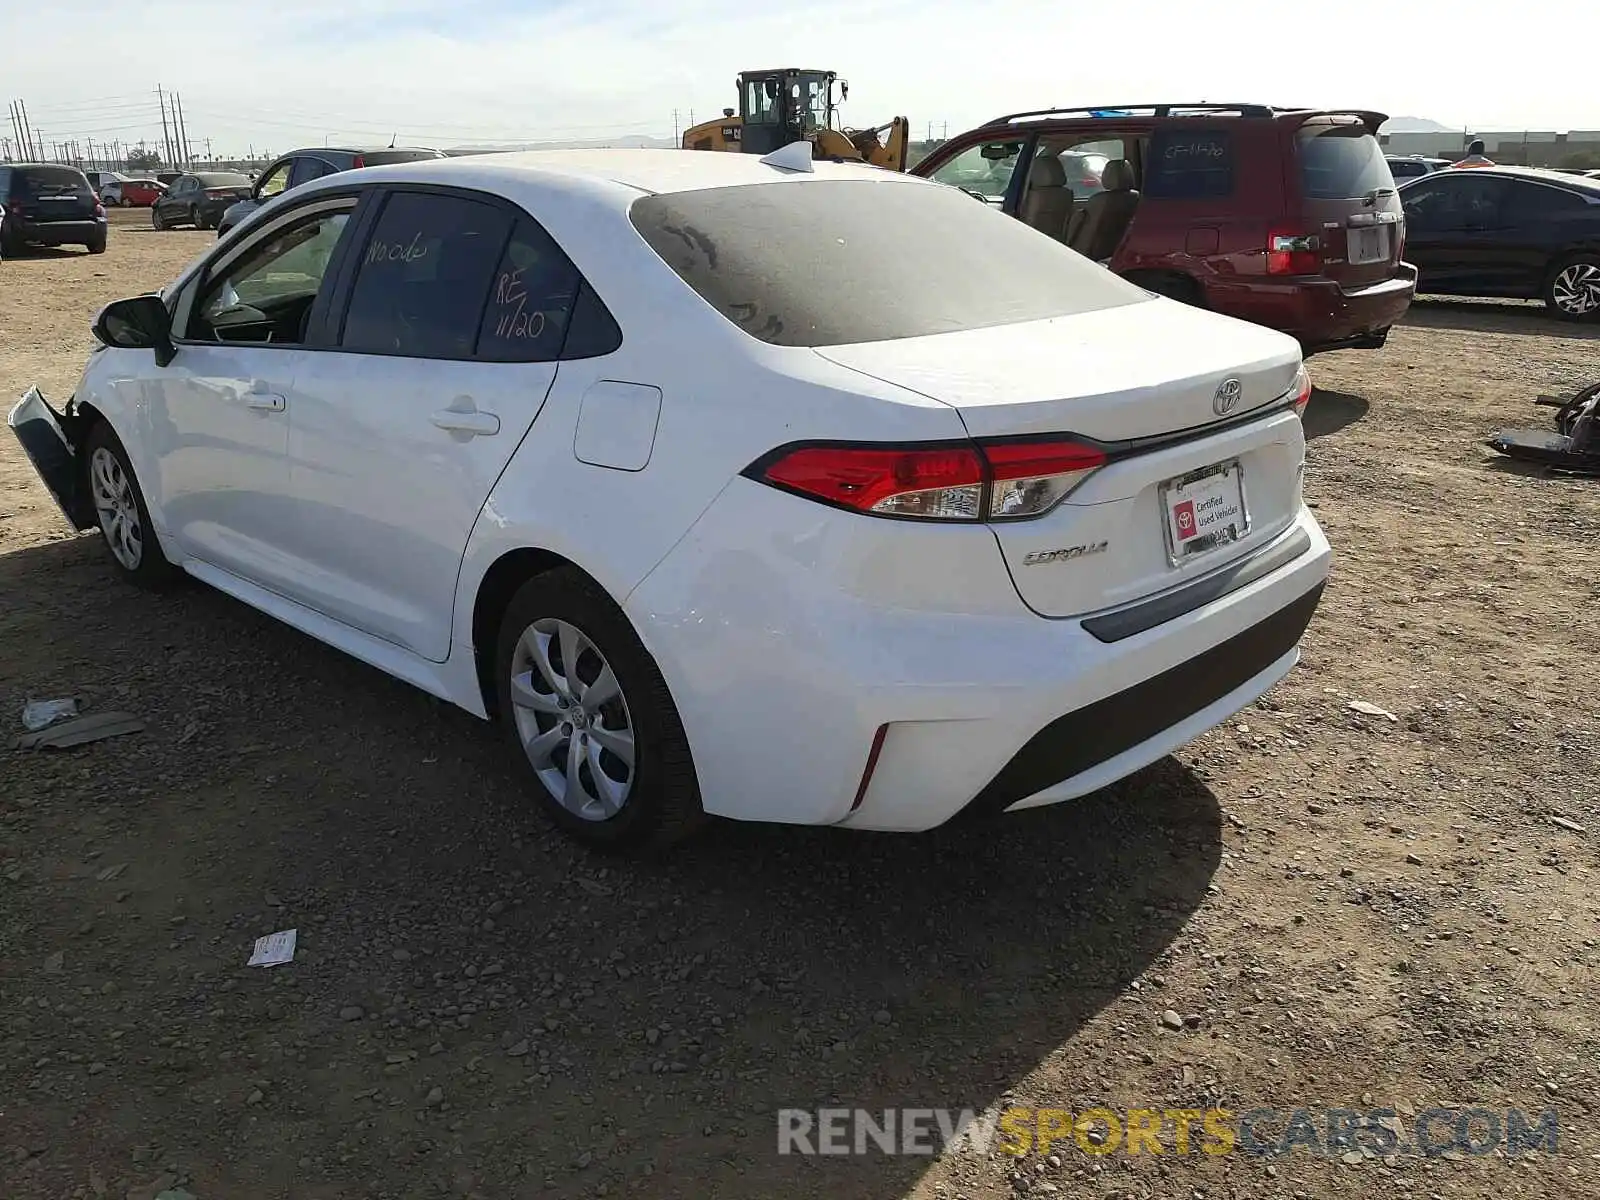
top-left (106, 178), bottom-right (165, 207)
top-left (217, 145), bottom-right (447, 236)
top-left (913, 103), bottom-right (1415, 355)
top-left (0, 163), bottom-right (107, 255)
top-left (1399, 166), bottom-right (1600, 320)
top-left (84, 170), bottom-right (129, 199)
top-left (151, 171), bottom-right (253, 230)
top-left (155, 171), bottom-right (183, 187)
top-left (1385, 155), bottom-right (1450, 181)
top-left (8, 149), bottom-right (1328, 850)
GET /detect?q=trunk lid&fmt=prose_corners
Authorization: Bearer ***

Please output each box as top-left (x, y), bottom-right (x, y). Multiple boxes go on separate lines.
top-left (1292, 115), bottom-right (1406, 289)
top-left (814, 301), bottom-right (1308, 619)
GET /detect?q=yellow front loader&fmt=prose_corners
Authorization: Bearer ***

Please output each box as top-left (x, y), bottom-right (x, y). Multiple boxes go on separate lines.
top-left (681, 68), bottom-right (909, 172)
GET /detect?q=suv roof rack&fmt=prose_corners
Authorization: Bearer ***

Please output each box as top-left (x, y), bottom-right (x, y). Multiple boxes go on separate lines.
top-left (985, 102), bottom-right (1284, 126)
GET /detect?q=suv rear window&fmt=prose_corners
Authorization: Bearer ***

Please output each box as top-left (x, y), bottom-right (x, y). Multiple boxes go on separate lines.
top-left (1143, 129), bottom-right (1233, 199)
top-left (629, 179), bottom-right (1147, 347)
top-left (1297, 125), bottom-right (1395, 199)
top-left (197, 172), bottom-right (251, 188)
top-left (14, 166), bottom-right (91, 196)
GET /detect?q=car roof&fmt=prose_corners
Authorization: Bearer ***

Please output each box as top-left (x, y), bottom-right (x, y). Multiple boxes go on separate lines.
top-left (311, 147), bottom-right (932, 199)
top-left (282, 145), bottom-right (440, 155)
top-left (1457, 165), bottom-right (1600, 188)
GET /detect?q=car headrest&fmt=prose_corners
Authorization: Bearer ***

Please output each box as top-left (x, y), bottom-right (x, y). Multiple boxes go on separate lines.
top-left (1029, 155), bottom-right (1067, 188)
top-left (1102, 159), bottom-right (1135, 191)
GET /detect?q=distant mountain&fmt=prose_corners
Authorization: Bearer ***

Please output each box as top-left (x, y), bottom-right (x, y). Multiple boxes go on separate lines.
top-left (1381, 116), bottom-right (1454, 133)
top-left (445, 134), bottom-right (678, 155)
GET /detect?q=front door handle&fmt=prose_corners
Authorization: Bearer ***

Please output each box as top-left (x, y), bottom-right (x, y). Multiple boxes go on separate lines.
top-left (430, 397), bottom-right (500, 439)
top-left (244, 392), bottom-right (286, 411)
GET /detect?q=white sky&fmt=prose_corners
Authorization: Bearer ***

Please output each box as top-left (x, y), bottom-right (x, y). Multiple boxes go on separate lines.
top-left (1, 0), bottom-right (1594, 158)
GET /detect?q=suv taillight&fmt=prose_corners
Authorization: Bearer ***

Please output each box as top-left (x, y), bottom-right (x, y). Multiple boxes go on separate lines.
top-left (749, 438), bottom-right (1107, 522)
top-left (353, 154), bottom-right (365, 169)
top-left (94, 201), bottom-right (106, 218)
top-left (1267, 228), bottom-right (1322, 276)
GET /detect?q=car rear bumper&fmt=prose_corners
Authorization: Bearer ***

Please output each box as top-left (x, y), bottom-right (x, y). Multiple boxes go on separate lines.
top-left (627, 478), bottom-right (1331, 832)
top-left (5, 218), bottom-right (105, 245)
top-left (1209, 264), bottom-right (1416, 353)
top-left (7, 387), bottom-right (95, 530)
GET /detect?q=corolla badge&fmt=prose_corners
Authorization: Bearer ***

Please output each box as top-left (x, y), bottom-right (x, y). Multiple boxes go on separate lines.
top-left (1213, 377), bottom-right (1243, 416)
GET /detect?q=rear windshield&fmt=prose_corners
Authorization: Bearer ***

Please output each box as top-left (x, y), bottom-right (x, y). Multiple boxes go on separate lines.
top-left (628, 178), bottom-right (1147, 347)
top-left (361, 149), bottom-right (445, 165)
top-left (1298, 125), bottom-right (1395, 199)
top-left (15, 166), bottom-right (91, 196)
top-left (197, 172), bottom-right (250, 187)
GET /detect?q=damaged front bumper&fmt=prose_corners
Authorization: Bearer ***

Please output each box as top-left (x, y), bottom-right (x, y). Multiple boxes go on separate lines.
top-left (7, 388), bottom-right (97, 531)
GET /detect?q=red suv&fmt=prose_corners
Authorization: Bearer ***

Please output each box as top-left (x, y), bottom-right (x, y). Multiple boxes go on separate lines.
top-left (911, 103), bottom-right (1416, 355)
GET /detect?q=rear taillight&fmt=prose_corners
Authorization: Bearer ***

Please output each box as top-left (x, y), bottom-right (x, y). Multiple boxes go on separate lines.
top-left (1267, 228), bottom-right (1321, 276)
top-left (751, 438), bottom-right (1107, 522)
top-left (1289, 363), bottom-right (1312, 418)
top-left (353, 155), bottom-right (365, 169)
top-left (94, 202), bottom-right (106, 218)
top-left (5, 201), bottom-right (22, 216)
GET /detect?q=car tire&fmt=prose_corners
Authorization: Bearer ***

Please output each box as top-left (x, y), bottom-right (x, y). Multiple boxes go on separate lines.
top-left (189, 205), bottom-right (202, 229)
top-left (120, 197), bottom-right (133, 207)
top-left (1130, 271), bottom-right (1205, 308)
top-left (86, 236), bottom-right (106, 255)
top-left (151, 207), bottom-right (165, 231)
top-left (494, 567), bottom-right (705, 854)
top-left (1544, 253), bottom-right (1600, 322)
top-left (83, 421), bottom-right (179, 589)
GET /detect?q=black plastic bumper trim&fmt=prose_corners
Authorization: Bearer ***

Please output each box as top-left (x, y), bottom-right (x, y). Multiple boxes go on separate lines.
top-left (1081, 527), bottom-right (1313, 644)
top-left (955, 582), bottom-right (1325, 821)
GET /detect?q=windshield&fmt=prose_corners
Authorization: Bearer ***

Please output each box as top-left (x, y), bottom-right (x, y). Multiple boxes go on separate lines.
top-left (1297, 125), bottom-right (1395, 199)
top-left (629, 178), bottom-right (1148, 348)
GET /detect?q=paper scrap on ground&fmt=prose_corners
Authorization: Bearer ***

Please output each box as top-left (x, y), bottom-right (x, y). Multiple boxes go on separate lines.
top-left (248, 928), bottom-right (298, 968)
top-left (1347, 700), bottom-right (1398, 721)
top-left (22, 697), bottom-right (80, 731)
top-left (16, 711), bottom-right (146, 750)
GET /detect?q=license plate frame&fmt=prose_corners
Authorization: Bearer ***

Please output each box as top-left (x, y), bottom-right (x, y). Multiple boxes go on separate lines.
top-left (1347, 224), bottom-right (1391, 265)
top-left (1160, 459), bottom-right (1250, 566)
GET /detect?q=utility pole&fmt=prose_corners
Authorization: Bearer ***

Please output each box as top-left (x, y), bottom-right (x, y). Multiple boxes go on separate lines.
top-left (7, 103), bottom-right (20, 157)
top-left (672, 108), bottom-right (679, 143)
top-left (175, 92), bottom-right (191, 167)
top-left (157, 85), bottom-right (173, 166)
top-left (19, 99), bottom-right (39, 159)
top-left (204, 136), bottom-right (212, 162)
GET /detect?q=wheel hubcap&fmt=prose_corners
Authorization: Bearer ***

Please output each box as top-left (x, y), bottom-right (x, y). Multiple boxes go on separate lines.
top-left (89, 446), bottom-right (142, 570)
top-left (1552, 264), bottom-right (1600, 315)
top-left (509, 618), bottom-right (635, 821)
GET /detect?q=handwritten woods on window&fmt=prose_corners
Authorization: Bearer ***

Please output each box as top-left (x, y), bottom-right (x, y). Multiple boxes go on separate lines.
top-left (489, 267), bottom-right (546, 341)
top-left (367, 232), bottom-right (430, 265)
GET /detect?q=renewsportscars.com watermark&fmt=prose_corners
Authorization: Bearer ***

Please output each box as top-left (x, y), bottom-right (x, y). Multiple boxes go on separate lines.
top-left (777, 1106), bottom-right (1561, 1159)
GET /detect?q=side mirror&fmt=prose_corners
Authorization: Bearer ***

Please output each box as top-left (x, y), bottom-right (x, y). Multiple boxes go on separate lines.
top-left (93, 294), bottom-right (176, 367)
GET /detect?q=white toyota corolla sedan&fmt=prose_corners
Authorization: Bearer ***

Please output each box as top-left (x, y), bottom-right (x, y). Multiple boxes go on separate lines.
top-left (8, 146), bottom-right (1329, 850)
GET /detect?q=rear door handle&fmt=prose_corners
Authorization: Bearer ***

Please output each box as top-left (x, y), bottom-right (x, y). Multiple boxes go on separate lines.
top-left (244, 392), bottom-right (286, 411)
top-left (430, 405), bottom-right (500, 438)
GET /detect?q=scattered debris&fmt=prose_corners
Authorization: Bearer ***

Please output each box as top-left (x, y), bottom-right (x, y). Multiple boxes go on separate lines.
top-left (1347, 700), bottom-right (1398, 721)
top-left (1160, 1009), bottom-right (1184, 1031)
top-left (247, 929), bottom-right (298, 968)
top-left (1550, 816), bottom-right (1586, 834)
top-left (16, 711), bottom-right (146, 750)
top-left (21, 696), bottom-right (79, 731)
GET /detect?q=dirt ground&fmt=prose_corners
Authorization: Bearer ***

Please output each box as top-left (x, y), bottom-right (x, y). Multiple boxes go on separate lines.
top-left (2, 208), bottom-right (1597, 1200)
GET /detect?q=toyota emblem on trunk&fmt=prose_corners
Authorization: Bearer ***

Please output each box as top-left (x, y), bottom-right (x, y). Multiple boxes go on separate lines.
top-left (1213, 378), bottom-right (1243, 416)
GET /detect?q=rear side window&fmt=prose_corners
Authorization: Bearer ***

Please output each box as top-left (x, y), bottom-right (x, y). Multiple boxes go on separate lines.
top-left (629, 179), bottom-right (1147, 348)
top-left (476, 219), bottom-right (582, 362)
top-left (341, 191), bottom-right (512, 358)
top-left (1143, 130), bottom-right (1233, 199)
top-left (1297, 125), bottom-right (1394, 199)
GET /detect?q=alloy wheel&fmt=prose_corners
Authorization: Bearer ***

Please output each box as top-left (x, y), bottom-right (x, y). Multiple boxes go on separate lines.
top-left (1552, 263), bottom-right (1600, 316)
top-left (90, 446), bottom-right (142, 570)
top-left (508, 618), bottom-right (636, 821)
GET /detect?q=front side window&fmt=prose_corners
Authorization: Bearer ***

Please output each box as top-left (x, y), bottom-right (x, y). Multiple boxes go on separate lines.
top-left (189, 208), bottom-right (353, 343)
top-left (630, 178), bottom-right (1148, 348)
top-left (745, 77), bottom-right (780, 126)
top-left (339, 191), bottom-right (512, 358)
top-left (929, 141), bottom-right (1024, 201)
top-left (1402, 175), bottom-right (1512, 229)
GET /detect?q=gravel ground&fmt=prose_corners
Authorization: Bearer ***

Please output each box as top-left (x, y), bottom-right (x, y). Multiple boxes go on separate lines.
top-left (2, 209), bottom-right (1597, 1200)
